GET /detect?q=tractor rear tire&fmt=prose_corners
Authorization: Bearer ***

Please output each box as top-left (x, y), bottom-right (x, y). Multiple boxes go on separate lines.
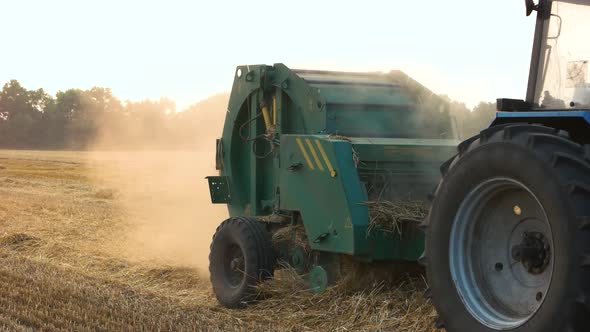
top-left (209, 216), bottom-right (275, 308)
top-left (424, 124), bottom-right (590, 332)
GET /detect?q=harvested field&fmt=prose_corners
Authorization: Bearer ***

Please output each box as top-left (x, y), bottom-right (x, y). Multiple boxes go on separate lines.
top-left (0, 149), bottom-right (441, 331)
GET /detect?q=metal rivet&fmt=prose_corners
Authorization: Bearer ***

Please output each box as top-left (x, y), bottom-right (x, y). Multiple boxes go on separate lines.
top-left (513, 205), bottom-right (522, 216)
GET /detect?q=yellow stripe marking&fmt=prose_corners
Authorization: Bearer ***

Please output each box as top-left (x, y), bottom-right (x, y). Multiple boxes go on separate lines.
top-left (305, 138), bottom-right (324, 171)
top-left (261, 105), bottom-right (272, 130)
top-left (272, 95), bottom-right (277, 126)
top-left (296, 138), bottom-right (314, 170)
top-left (315, 139), bottom-right (337, 177)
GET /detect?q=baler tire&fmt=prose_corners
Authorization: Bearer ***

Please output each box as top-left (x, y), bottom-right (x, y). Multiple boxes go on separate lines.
top-left (423, 124), bottom-right (590, 332)
top-left (209, 217), bottom-right (275, 308)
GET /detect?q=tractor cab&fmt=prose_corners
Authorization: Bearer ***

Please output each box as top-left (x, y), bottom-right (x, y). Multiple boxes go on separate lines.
top-left (528, 0), bottom-right (590, 109)
top-left (496, 0), bottom-right (590, 142)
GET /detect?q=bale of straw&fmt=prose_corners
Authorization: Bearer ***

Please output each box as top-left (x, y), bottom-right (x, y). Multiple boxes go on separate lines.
top-left (272, 224), bottom-right (310, 252)
top-left (364, 200), bottom-right (428, 236)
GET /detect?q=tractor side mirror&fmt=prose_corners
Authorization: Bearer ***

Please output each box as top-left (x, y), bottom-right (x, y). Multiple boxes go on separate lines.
top-left (525, 0), bottom-right (536, 16)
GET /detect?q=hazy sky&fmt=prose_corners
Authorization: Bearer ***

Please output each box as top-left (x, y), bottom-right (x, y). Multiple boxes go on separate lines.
top-left (1, 0), bottom-right (535, 110)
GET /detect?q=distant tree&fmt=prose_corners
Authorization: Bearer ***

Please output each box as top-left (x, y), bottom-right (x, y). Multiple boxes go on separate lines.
top-left (37, 97), bottom-right (66, 148)
top-left (54, 89), bottom-right (87, 148)
top-left (55, 89), bottom-right (84, 120)
top-left (86, 87), bottom-right (122, 114)
top-left (0, 81), bottom-right (150, 149)
top-left (123, 98), bottom-right (176, 147)
top-left (439, 95), bottom-right (470, 139)
top-left (29, 88), bottom-right (53, 113)
top-left (0, 80), bottom-right (52, 147)
top-left (0, 80), bottom-right (32, 120)
top-left (29, 88), bottom-right (57, 147)
top-left (470, 101), bottom-right (496, 132)
top-left (439, 96), bottom-right (497, 139)
top-left (168, 93), bottom-right (228, 148)
top-left (51, 87), bottom-right (123, 148)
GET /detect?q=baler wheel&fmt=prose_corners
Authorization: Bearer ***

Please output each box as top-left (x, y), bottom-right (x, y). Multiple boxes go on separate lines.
top-left (290, 246), bottom-right (309, 275)
top-left (209, 217), bottom-right (276, 308)
top-left (423, 124), bottom-right (590, 332)
top-left (309, 265), bottom-right (329, 293)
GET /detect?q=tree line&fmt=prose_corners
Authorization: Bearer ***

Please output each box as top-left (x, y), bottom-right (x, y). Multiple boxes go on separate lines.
top-left (0, 80), bottom-right (229, 149)
top-left (0, 79), bottom-right (496, 150)
top-left (442, 97), bottom-right (497, 139)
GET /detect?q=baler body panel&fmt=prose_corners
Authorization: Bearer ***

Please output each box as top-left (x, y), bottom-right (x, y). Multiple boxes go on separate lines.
top-left (210, 63), bottom-right (458, 262)
top-left (295, 70), bottom-right (456, 139)
top-left (279, 135), bottom-right (363, 256)
top-left (279, 135), bottom-right (457, 260)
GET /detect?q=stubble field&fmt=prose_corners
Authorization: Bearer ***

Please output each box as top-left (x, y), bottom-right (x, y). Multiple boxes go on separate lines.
top-left (0, 149), bottom-right (440, 331)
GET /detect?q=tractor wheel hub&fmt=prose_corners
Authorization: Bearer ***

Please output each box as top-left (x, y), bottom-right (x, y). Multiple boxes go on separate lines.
top-left (230, 257), bottom-right (243, 271)
top-left (511, 231), bottom-right (551, 274)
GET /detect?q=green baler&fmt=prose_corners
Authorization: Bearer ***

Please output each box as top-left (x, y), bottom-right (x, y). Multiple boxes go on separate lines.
top-left (207, 63), bottom-right (458, 307)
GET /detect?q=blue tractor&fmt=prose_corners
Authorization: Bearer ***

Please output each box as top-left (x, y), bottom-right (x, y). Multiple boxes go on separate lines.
top-left (425, 1), bottom-right (590, 331)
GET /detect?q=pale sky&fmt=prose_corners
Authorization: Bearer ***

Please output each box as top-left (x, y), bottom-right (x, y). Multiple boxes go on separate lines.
top-left (1, 0), bottom-right (535, 110)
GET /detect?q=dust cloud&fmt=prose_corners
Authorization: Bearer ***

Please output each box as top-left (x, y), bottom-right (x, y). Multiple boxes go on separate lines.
top-left (79, 72), bottom-right (460, 276)
top-left (86, 94), bottom-right (229, 274)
